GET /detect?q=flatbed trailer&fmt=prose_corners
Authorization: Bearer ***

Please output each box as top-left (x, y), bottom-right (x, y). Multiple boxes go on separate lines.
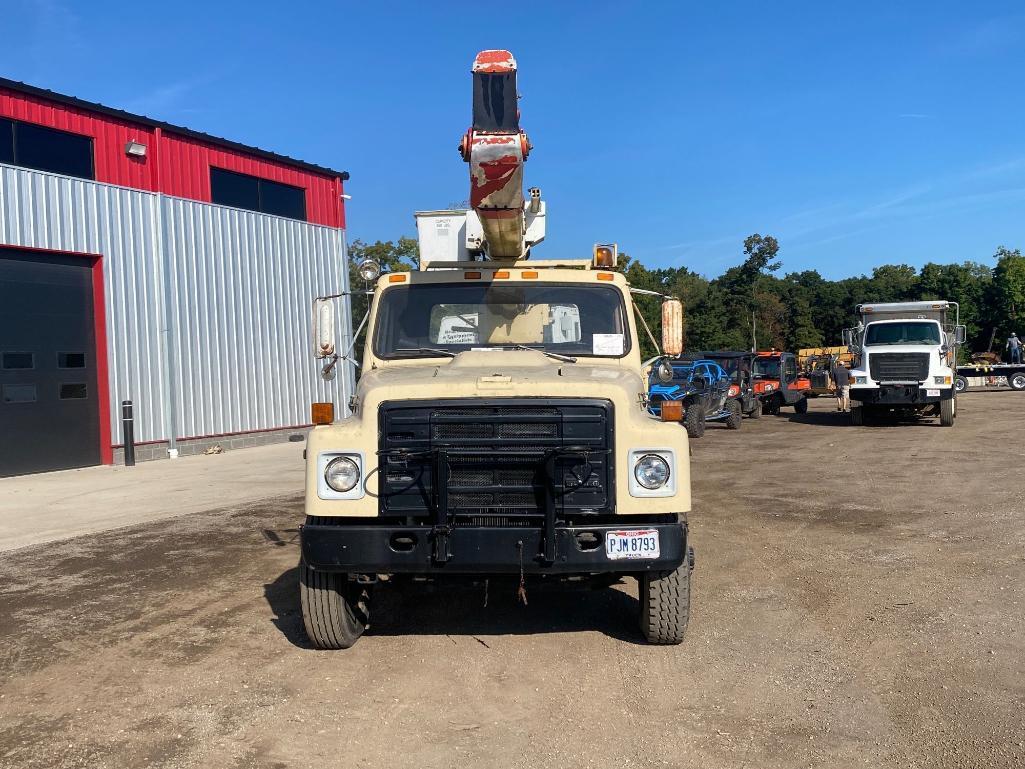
top-left (955, 364), bottom-right (1025, 392)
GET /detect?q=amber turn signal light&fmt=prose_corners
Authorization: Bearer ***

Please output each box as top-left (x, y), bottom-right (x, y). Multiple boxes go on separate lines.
top-left (660, 401), bottom-right (683, 422)
top-left (311, 402), bottom-right (334, 425)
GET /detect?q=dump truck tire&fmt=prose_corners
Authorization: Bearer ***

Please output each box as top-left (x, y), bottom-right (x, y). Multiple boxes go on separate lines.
top-left (684, 404), bottom-right (705, 438)
top-left (299, 557), bottom-right (369, 650)
top-left (639, 560), bottom-right (691, 645)
top-left (940, 397), bottom-right (955, 427)
top-left (794, 397), bottom-right (808, 414)
top-left (725, 400), bottom-right (742, 430)
top-left (851, 406), bottom-right (864, 426)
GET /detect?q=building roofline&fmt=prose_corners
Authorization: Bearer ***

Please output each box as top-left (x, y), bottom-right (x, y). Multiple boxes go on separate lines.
top-left (0, 77), bottom-right (349, 181)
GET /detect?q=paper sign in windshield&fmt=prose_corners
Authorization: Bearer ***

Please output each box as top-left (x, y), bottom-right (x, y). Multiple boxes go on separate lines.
top-left (592, 334), bottom-right (624, 356)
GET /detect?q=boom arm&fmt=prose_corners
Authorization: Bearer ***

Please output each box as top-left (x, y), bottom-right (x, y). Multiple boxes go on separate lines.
top-left (458, 50), bottom-right (544, 260)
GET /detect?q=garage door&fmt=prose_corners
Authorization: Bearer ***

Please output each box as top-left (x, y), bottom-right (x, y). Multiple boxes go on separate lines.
top-left (0, 249), bottom-right (102, 477)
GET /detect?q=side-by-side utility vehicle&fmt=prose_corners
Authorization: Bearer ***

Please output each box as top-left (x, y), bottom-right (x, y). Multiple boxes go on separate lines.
top-left (300, 51), bottom-right (695, 649)
top-left (647, 358), bottom-right (735, 437)
top-left (752, 351), bottom-right (810, 415)
top-left (844, 301), bottom-right (965, 426)
top-left (701, 350), bottom-right (762, 420)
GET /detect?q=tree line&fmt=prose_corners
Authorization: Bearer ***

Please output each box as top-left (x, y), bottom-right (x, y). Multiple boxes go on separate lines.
top-left (348, 235), bottom-right (1025, 361)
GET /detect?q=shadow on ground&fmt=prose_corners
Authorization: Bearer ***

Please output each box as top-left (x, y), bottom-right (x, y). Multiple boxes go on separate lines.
top-left (264, 567), bottom-right (647, 648)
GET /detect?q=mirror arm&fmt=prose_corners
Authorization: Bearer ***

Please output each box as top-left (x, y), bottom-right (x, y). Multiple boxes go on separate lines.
top-left (632, 303), bottom-right (661, 357)
top-left (629, 287), bottom-right (673, 300)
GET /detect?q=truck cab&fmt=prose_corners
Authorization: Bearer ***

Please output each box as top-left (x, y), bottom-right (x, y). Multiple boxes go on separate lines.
top-left (302, 260), bottom-right (694, 648)
top-left (844, 301), bottom-right (966, 426)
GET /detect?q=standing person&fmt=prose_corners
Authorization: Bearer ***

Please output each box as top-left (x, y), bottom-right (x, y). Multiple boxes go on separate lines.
top-left (832, 361), bottom-right (852, 412)
top-left (1008, 332), bottom-right (1023, 364)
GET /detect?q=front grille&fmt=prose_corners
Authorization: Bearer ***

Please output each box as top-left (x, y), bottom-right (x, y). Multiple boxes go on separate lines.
top-left (378, 399), bottom-right (614, 519)
top-left (869, 352), bottom-right (930, 382)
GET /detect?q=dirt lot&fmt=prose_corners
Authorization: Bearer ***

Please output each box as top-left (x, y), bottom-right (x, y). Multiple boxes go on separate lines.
top-left (1, 392), bottom-right (1023, 769)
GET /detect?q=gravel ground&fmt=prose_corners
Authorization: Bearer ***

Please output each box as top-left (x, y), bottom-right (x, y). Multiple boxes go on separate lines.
top-left (1, 392), bottom-right (1023, 769)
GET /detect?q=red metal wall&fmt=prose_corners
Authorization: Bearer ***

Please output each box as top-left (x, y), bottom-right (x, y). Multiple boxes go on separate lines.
top-left (0, 86), bottom-right (344, 228)
top-left (0, 86), bottom-right (157, 190)
top-left (159, 133), bottom-right (343, 227)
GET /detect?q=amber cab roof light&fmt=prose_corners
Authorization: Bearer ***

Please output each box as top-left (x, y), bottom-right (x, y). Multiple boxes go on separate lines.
top-left (593, 243), bottom-right (617, 269)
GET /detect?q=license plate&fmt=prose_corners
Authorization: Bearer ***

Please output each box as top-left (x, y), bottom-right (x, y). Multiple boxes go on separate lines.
top-left (926, 389), bottom-right (940, 397)
top-left (605, 529), bottom-right (660, 560)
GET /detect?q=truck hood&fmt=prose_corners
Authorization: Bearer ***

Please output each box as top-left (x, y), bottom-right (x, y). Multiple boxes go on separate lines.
top-left (356, 350), bottom-right (647, 405)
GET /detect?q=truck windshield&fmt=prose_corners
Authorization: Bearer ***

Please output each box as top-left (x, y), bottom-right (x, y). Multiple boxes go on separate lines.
top-left (865, 322), bottom-right (941, 346)
top-left (373, 282), bottom-right (630, 359)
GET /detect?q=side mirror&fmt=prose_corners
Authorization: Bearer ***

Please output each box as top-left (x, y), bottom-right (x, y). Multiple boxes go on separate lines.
top-left (661, 299), bottom-right (683, 357)
top-left (313, 298), bottom-right (336, 359)
top-left (655, 359), bottom-right (675, 384)
top-left (954, 325), bottom-right (967, 344)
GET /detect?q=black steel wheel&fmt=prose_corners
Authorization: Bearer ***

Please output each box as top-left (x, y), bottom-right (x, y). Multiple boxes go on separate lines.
top-left (639, 557), bottom-right (692, 645)
top-left (299, 559), bottom-right (370, 650)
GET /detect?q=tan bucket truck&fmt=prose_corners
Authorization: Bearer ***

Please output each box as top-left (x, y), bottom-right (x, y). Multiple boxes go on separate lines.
top-left (299, 51), bottom-right (694, 649)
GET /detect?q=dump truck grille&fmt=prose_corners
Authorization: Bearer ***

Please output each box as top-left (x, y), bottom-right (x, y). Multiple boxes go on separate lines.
top-left (869, 352), bottom-right (930, 382)
top-left (378, 399), bottom-right (614, 518)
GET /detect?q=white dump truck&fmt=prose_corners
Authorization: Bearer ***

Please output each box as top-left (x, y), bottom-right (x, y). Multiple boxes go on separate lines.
top-left (300, 50), bottom-right (694, 649)
top-left (844, 301), bottom-right (966, 426)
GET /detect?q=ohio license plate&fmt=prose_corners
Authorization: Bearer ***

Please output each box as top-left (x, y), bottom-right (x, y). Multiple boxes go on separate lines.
top-left (605, 529), bottom-right (660, 560)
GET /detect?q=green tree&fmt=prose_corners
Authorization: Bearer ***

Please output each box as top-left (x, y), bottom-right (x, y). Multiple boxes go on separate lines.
top-left (347, 237), bottom-right (419, 365)
top-left (993, 247), bottom-right (1025, 339)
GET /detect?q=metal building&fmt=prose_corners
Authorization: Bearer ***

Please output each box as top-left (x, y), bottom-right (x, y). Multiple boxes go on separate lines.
top-left (0, 78), bottom-right (353, 477)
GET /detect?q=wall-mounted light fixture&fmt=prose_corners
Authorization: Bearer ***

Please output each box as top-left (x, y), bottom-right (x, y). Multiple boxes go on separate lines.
top-left (125, 140), bottom-right (147, 158)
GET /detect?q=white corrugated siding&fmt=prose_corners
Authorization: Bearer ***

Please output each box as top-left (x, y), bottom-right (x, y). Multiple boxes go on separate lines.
top-left (162, 197), bottom-right (348, 438)
top-left (0, 163), bottom-right (352, 449)
top-left (0, 164), bottom-right (167, 443)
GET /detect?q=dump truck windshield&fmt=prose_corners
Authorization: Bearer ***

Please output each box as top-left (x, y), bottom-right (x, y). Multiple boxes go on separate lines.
top-left (865, 321), bottom-right (941, 346)
top-left (373, 282), bottom-right (630, 359)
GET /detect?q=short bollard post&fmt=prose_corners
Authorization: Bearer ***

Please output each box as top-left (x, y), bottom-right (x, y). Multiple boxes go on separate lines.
top-left (122, 400), bottom-right (135, 467)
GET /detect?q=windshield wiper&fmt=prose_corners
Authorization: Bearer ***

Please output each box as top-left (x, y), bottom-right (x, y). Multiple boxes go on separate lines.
top-left (513, 344), bottom-right (577, 363)
top-left (394, 347), bottom-right (457, 358)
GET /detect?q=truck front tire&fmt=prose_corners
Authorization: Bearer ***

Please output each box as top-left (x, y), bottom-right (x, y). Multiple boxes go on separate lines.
top-left (299, 560), bottom-right (369, 649)
top-left (851, 405), bottom-right (864, 426)
top-left (940, 397), bottom-right (955, 427)
top-left (639, 560), bottom-right (691, 644)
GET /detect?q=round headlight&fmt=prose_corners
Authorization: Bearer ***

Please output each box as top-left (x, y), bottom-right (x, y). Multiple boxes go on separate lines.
top-left (634, 454), bottom-right (670, 490)
top-left (325, 456), bottom-right (360, 493)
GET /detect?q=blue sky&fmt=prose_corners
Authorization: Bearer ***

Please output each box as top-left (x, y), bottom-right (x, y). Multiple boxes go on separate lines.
top-left (3, 1), bottom-right (1024, 279)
